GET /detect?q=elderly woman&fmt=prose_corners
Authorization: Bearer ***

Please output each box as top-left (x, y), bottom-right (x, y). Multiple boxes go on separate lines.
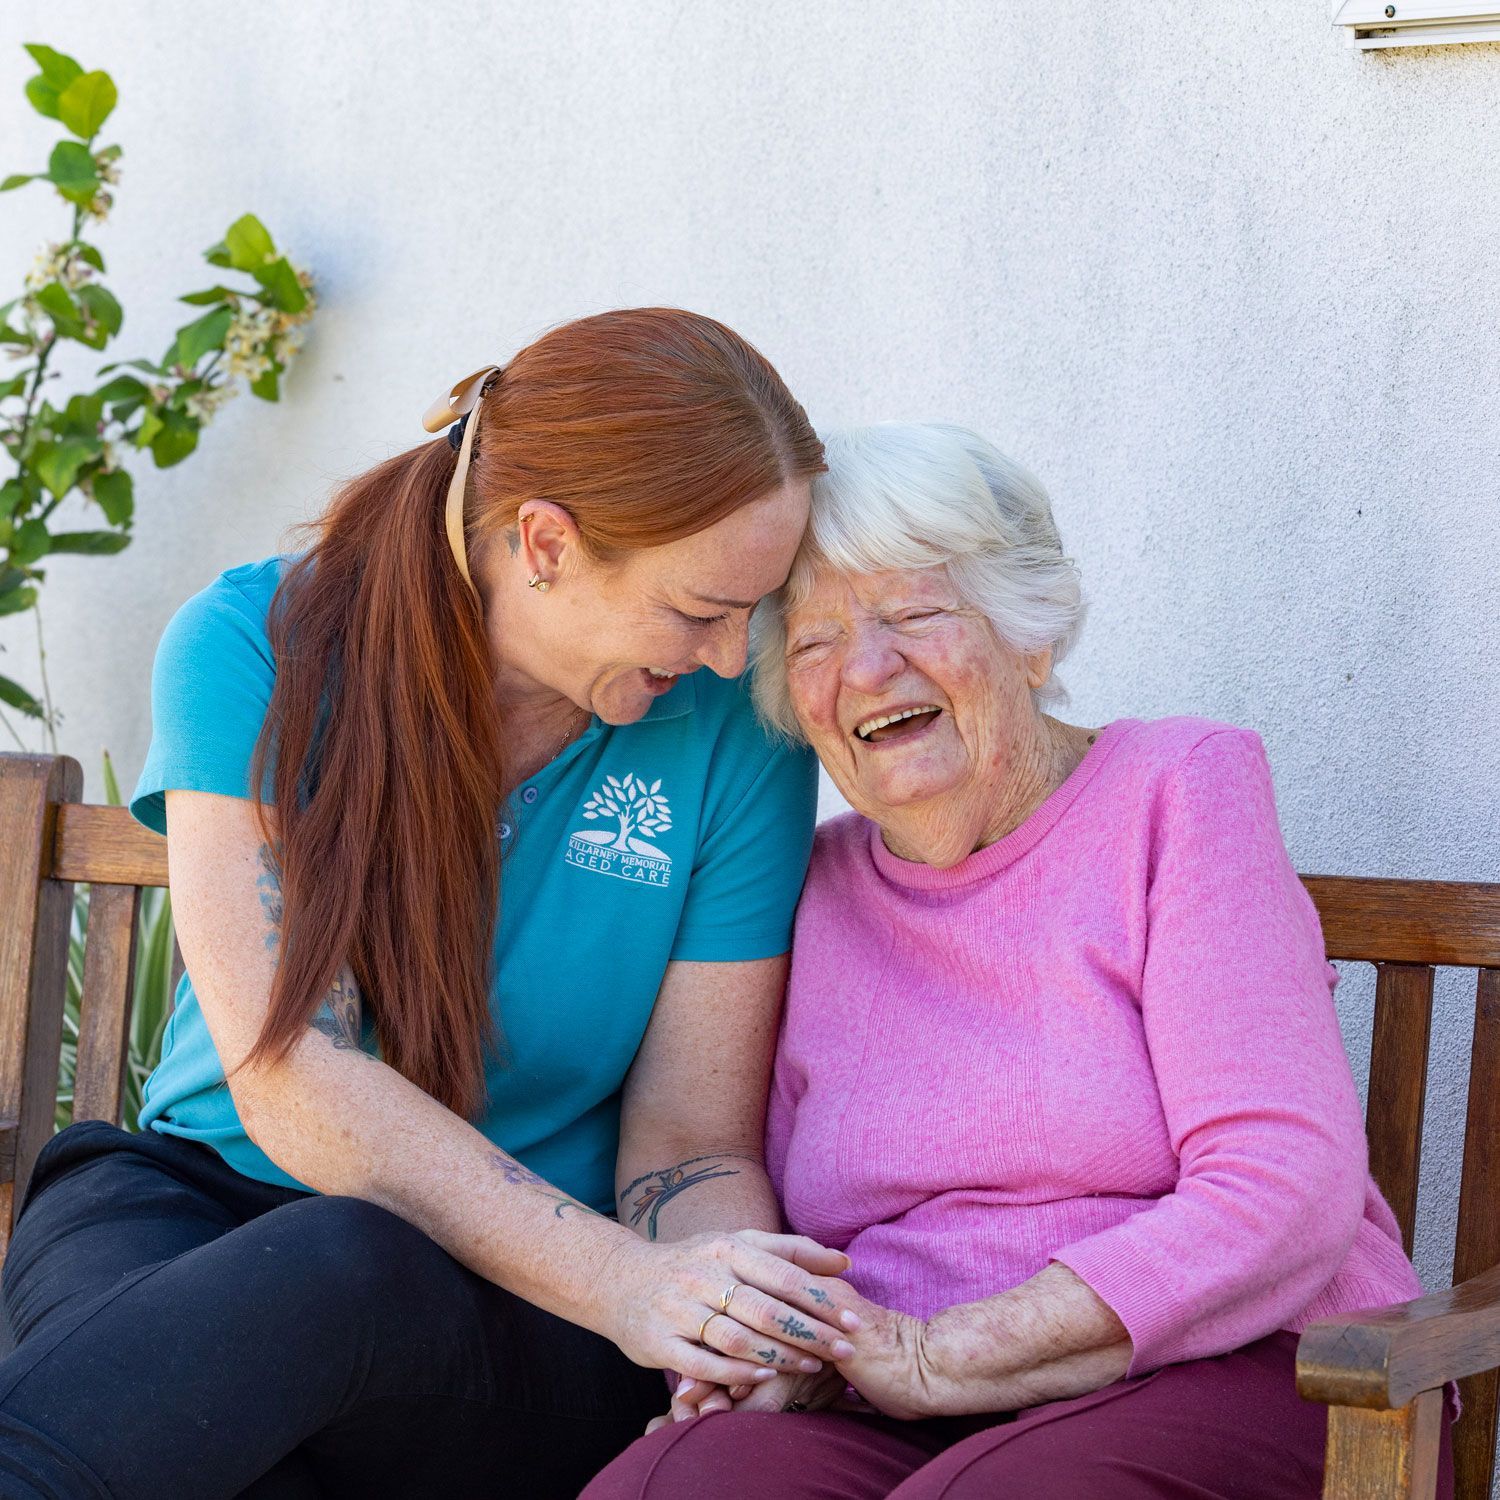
top-left (585, 423), bottom-right (1454, 1500)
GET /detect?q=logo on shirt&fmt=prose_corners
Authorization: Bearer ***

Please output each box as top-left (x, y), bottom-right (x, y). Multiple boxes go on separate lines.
top-left (565, 772), bottom-right (674, 887)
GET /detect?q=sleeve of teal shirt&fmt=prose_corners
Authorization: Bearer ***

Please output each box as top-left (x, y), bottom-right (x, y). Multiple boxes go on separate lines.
top-left (670, 728), bottom-right (818, 965)
top-left (129, 570), bottom-right (278, 836)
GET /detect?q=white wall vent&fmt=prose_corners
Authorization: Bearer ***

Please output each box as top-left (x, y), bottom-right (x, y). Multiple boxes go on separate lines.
top-left (1333, 1), bottom-right (1500, 46)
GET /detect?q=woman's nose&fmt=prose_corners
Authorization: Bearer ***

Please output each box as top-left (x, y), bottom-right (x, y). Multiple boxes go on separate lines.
top-left (840, 625), bottom-right (903, 694)
top-left (699, 619), bottom-right (749, 679)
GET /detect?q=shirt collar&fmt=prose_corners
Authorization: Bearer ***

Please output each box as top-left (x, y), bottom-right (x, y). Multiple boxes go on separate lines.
top-left (638, 671), bottom-right (698, 722)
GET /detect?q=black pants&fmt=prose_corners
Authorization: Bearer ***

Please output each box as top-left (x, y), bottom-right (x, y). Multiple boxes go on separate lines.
top-left (0, 1121), bottom-right (664, 1499)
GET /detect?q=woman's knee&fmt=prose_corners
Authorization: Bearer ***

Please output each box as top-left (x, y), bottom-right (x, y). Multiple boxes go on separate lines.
top-left (251, 1195), bottom-right (454, 1320)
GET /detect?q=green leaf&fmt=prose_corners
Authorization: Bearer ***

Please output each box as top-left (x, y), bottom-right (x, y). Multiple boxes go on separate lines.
top-left (102, 747), bottom-right (123, 805)
top-left (46, 140), bottom-right (99, 204)
top-left (203, 240), bottom-right (232, 269)
top-left (0, 375), bottom-right (27, 400)
top-left (133, 409), bottom-right (164, 448)
top-left (47, 529), bottom-right (129, 555)
top-left (62, 392), bottom-right (105, 432)
top-left (166, 306), bottom-right (233, 369)
top-left (178, 286), bottom-right (240, 307)
top-left (72, 242), bottom-right (105, 272)
top-left (149, 409), bottom-right (199, 467)
top-left (252, 256), bottom-right (307, 314)
top-left (250, 362), bottom-right (282, 402)
top-left (34, 436), bottom-right (97, 497)
top-left (24, 45), bottom-right (83, 87)
top-left (34, 281), bottom-right (81, 333)
top-left (76, 283), bottom-right (123, 339)
top-left (92, 468), bottom-right (133, 526)
top-left (12, 517), bottom-right (51, 564)
top-left (1, 174), bottom-right (36, 192)
top-left (93, 373), bottom-right (146, 404)
top-left (222, 214), bottom-right (275, 272)
top-left (25, 75), bottom-right (63, 119)
top-left (22, 47), bottom-right (81, 122)
top-left (98, 358), bottom-right (163, 377)
top-left (57, 70), bottom-right (116, 140)
top-left (0, 480), bottom-right (21, 518)
top-left (0, 672), bottom-right (43, 715)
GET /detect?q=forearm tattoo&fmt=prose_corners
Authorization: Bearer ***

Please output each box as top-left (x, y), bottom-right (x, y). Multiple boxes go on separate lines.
top-left (256, 841), bottom-right (370, 1059)
top-left (619, 1153), bottom-right (756, 1240)
top-left (489, 1153), bottom-right (595, 1221)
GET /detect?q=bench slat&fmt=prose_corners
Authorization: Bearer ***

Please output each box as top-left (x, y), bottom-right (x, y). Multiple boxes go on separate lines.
top-left (50, 803), bottom-right (168, 888)
top-left (1304, 876), bottom-right (1500, 968)
top-left (1366, 963), bottom-right (1434, 1258)
top-left (72, 882), bottom-right (142, 1126)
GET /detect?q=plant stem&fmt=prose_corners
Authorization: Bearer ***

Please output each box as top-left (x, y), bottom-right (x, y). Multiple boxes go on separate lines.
top-left (13, 204), bottom-right (82, 498)
top-left (33, 602), bottom-right (58, 754)
top-left (0, 703), bottom-right (27, 751)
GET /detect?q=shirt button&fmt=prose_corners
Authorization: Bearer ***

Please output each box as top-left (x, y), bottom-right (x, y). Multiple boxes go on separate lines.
top-left (498, 822), bottom-right (513, 842)
top-left (522, 787), bottom-right (538, 804)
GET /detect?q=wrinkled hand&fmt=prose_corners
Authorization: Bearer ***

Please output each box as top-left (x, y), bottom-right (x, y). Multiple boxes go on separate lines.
top-left (827, 1287), bottom-right (946, 1421)
top-left (605, 1229), bottom-right (862, 1394)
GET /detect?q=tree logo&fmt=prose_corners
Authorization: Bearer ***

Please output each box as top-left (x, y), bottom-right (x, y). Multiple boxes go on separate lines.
top-left (565, 771), bottom-right (674, 887)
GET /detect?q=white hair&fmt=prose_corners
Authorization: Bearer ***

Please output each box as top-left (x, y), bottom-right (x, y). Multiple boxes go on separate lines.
top-left (751, 423), bottom-right (1086, 740)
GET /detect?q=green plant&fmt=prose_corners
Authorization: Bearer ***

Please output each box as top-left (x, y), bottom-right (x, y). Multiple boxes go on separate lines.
top-left (0, 42), bottom-right (317, 750)
top-left (56, 750), bottom-right (176, 1132)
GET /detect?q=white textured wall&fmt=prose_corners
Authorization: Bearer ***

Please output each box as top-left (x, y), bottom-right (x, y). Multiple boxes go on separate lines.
top-left (2, 3), bottom-right (1497, 1303)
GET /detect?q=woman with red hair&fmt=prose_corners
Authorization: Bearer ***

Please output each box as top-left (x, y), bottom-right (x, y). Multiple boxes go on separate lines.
top-left (0, 309), bottom-right (865, 1498)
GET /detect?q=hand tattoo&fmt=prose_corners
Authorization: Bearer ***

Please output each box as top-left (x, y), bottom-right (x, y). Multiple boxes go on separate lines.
top-left (490, 1153), bottom-right (594, 1221)
top-left (619, 1154), bottom-right (755, 1240)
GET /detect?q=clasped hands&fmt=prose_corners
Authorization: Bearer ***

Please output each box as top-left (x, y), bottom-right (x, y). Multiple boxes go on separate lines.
top-left (611, 1229), bottom-right (949, 1435)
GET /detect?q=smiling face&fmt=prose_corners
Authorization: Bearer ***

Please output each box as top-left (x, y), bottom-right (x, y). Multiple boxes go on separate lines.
top-left (498, 478), bottom-right (812, 724)
top-left (783, 564), bottom-right (1051, 847)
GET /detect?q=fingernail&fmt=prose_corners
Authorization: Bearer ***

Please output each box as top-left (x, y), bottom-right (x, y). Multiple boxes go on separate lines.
top-left (840, 1311), bottom-right (862, 1331)
top-left (753, 1368), bottom-right (777, 1382)
top-left (674, 1379), bottom-right (693, 1398)
top-left (832, 1339), bottom-right (855, 1359)
top-left (799, 1357), bottom-right (822, 1374)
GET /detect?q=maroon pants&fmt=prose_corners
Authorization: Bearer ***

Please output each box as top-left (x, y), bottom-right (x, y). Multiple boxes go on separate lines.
top-left (583, 1333), bottom-right (1455, 1500)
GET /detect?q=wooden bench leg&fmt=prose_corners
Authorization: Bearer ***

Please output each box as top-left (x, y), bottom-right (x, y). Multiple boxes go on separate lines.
top-left (1323, 1390), bottom-right (1442, 1500)
top-left (0, 755), bottom-right (82, 1258)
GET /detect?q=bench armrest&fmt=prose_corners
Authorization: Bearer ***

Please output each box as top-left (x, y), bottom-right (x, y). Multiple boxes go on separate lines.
top-left (1297, 1262), bottom-right (1500, 1409)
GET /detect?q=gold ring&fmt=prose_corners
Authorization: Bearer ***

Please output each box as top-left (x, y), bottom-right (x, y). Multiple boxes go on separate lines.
top-left (697, 1311), bottom-right (721, 1345)
top-left (720, 1283), bottom-right (741, 1314)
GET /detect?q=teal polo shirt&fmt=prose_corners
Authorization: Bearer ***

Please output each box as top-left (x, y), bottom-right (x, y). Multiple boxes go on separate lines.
top-left (130, 556), bottom-right (816, 1211)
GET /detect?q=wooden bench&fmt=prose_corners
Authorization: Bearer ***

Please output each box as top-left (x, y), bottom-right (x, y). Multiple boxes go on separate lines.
top-left (2, 750), bottom-right (1498, 1499)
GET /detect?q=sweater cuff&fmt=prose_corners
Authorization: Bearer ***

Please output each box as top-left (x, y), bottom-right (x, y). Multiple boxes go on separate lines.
top-left (1050, 1234), bottom-right (1191, 1377)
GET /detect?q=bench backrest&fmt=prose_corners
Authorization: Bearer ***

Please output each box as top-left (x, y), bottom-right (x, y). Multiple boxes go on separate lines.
top-left (3, 752), bottom-right (1498, 1493)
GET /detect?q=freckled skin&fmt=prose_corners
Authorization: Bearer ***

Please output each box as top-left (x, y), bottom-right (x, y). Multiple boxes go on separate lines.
top-left (783, 566), bottom-right (1097, 869)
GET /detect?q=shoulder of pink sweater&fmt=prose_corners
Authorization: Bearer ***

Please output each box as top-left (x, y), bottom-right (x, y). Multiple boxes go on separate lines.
top-left (808, 809), bottom-right (871, 874)
top-left (1121, 715), bottom-right (1263, 765)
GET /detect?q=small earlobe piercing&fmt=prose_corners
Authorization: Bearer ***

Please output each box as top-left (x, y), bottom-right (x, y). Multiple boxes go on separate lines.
top-left (527, 574), bottom-right (551, 593)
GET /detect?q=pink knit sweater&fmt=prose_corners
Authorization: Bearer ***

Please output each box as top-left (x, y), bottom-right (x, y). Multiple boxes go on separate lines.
top-left (766, 718), bottom-right (1423, 1376)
